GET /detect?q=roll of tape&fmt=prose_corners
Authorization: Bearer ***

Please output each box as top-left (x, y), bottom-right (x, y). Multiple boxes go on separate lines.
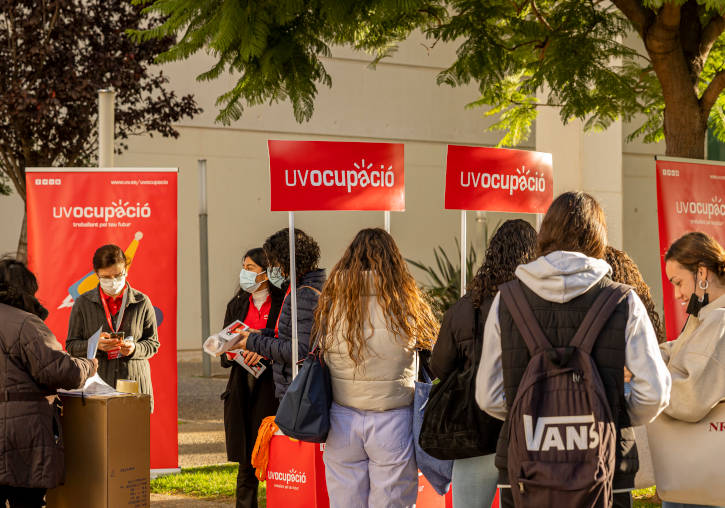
top-left (116, 379), bottom-right (139, 394)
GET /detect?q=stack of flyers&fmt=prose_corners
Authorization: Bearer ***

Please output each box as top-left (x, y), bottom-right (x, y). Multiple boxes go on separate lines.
top-left (228, 350), bottom-right (267, 379)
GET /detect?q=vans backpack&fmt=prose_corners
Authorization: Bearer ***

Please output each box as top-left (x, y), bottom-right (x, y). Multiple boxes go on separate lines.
top-left (499, 279), bottom-right (630, 508)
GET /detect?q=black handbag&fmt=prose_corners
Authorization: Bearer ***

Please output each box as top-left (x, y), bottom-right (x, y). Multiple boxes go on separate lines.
top-left (274, 333), bottom-right (332, 443)
top-left (418, 305), bottom-right (503, 460)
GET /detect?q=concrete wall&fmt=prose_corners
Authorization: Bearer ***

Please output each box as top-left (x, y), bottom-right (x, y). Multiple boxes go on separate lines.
top-left (0, 29), bottom-right (671, 350)
top-left (0, 33), bottom-right (539, 350)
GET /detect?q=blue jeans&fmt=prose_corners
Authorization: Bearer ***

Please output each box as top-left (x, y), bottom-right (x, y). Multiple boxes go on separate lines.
top-left (452, 454), bottom-right (497, 508)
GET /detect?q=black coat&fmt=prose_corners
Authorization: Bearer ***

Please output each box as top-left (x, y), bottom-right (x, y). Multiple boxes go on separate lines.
top-left (431, 293), bottom-right (493, 380)
top-left (220, 286), bottom-right (283, 463)
top-left (246, 269), bottom-right (326, 399)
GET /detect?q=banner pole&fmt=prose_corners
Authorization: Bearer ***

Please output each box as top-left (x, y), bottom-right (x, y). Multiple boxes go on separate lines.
top-left (384, 211), bottom-right (391, 233)
top-left (461, 210), bottom-right (467, 297)
top-left (198, 159), bottom-right (211, 378)
top-left (289, 212), bottom-right (299, 379)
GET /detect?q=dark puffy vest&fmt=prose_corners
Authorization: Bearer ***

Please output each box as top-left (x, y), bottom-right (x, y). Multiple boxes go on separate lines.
top-left (495, 277), bottom-right (638, 490)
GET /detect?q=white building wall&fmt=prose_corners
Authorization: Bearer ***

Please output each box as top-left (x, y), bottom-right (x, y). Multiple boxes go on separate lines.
top-left (0, 34), bottom-right (540, 350)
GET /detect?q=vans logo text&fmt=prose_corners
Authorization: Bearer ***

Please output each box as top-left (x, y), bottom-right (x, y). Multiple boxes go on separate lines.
top-left (524, 414), bottom-right (600, 451)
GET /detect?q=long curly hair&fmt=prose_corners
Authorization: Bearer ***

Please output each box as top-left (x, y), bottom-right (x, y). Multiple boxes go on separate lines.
top-left (605, 246), bottom-right (666, 343)
top-left (0, 257), bottom-right (48, 319)
top-left (263, 228), bottom-right (320, 278)
top-left (314, 228), bottom-right (439, 368)
top-left (469, 220), bottom-right (538, 309)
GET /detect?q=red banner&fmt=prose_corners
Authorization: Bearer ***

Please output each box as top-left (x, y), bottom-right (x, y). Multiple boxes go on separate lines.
top-left (268, 140), bottom-right (404, 211)
top-left (26, 168), bottom-right (178, 469)
top-left (445, 145), bottom-right (553, 212)
top-left (656, 157), bottom-right (725, 340)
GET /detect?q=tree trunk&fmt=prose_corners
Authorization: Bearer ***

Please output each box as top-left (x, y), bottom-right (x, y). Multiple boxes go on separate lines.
top-left (16, 209), bottom-right (27, 263)
top-left (663, 105), bottom-right (707, 158)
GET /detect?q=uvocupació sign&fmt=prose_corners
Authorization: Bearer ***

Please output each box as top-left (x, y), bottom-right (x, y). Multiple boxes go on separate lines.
top-left (268, 140), bottom-right (404, 211)
top-left (445, 145), bottom-right (553, 213)
top-left (26, 168), bottom-right (179, 470)
top-left (656, 157), bottom-right (725, 340)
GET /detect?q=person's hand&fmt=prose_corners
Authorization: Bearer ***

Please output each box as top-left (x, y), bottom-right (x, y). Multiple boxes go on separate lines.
top-left (120, 341), bottom-right (135, 357)
top-left (98, 336), bottom-right (121, 352)
top-left (624, 366), bottom-right (633, 384)
top-left (90, 358), bottom-right (99, 375)
top-left (242, 351), bottom-right (263, 366)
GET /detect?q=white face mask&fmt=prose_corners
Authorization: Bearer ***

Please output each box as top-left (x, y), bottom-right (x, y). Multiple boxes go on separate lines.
top-left (239, 269), bottom-right (264, 293)
top-left (99, 275), bottom-right (126, 296)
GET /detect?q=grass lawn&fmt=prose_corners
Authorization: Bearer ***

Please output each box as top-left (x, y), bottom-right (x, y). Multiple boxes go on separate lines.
top-left (151, 464), bottom-right (660, 507)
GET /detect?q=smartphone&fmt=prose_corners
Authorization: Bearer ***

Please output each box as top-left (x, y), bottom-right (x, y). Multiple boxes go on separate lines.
top-left (109, 332), bottom-right (125, 342)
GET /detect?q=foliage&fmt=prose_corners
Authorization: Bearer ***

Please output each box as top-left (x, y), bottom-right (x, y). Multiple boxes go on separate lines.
top-left (134, 0), bottom-right (725, 156)
top-left (151, 464), bottom-right (266, 506)
top-left (407, 238), bottom-right (478, 319)
top-left (0, 0), bottom-right (201, 204)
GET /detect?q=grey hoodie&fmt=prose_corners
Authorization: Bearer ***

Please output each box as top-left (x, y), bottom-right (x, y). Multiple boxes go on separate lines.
top-left (475, 250), bottom-right (671, 426)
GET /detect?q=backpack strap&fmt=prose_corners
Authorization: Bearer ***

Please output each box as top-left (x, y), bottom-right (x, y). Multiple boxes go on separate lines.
top-left (299, 285), bottom-right (321, 295)
top-left (569, 283), bottom-right (631, 355)
top-left (499, 279), bottom-right (553, 356)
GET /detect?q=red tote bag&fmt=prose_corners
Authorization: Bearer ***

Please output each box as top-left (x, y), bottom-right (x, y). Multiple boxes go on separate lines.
top-left (266, 436), bottom-right (329, 507)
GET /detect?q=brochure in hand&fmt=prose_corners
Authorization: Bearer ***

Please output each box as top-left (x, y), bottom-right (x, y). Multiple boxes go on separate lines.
top-left (202, 320), bottom-right (250, 356)
top-left (203, 320), bottom-right (267, 378)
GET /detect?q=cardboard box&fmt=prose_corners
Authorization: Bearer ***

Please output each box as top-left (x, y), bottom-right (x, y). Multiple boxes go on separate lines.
top-left (46, 393), bottom-right (151, 508)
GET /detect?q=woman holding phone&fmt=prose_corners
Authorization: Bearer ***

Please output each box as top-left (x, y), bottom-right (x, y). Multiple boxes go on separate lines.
top-left (220, 248), bottom-right (283, 508)
top-left (66, 244), bottom-right (159, 409)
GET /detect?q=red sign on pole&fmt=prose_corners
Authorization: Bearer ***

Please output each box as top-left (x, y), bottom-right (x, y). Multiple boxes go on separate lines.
top-left (268, 140), bottom-right (404, 211)
top-left (445, 145), bottom-right (553, 212)
top-left (26, 168), bottom-right (179, 470)
top-left (656, 157), bottom-right (725, 340)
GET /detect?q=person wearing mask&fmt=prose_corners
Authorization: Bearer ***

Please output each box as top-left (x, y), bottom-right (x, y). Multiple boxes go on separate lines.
top-left (661, 232), bottom-right (725, 508)
top-left (476, 192), bottom-right (671, 508)
top-left (431, 219), bottom-right (537, 508)
top-left (314, 228), bottom-right (439, 508)
top-left (220, 248), bottom-right (283, 508)
top-left (0, 258), bottom-right (97, 507)
top-left (236, 228), bottom-right (325, 400)
top-left (66, 244), bottom-right (159, 409)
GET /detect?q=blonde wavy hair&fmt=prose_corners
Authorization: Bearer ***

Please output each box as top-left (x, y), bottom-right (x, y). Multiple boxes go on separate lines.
top-left (313, 228), bottom-right (439, 368)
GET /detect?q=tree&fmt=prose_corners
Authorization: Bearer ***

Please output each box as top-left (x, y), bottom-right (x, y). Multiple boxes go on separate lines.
top-left (0, 0), bottom-right (201, 261)
top-left (135, 0), bottom-right (725, 160)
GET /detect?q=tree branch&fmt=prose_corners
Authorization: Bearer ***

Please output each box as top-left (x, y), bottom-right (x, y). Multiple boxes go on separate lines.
top-left (700, 68), bottom-right (725, 116)
top-left (700, 15), bottom-right (725, 61)
top-left (612, 0), bottom-right (653, 38)
top-left (530, 0), bottom-right (553, 31)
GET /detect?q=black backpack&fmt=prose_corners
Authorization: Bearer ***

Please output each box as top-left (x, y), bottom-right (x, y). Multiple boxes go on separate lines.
top-left (418, 302), bottom-right (502, 460)
top-left (499, 280), bottom-right (629, 508)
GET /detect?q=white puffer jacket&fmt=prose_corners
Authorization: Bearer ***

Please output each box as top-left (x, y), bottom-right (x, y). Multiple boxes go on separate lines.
top-left (324, 287), bottom-right (415, 412)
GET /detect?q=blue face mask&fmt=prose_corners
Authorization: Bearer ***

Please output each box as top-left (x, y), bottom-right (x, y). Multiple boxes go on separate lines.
top-left (239, 269), bottom-right (264, 293)
top-left (267, 266), bottom-right (286, 288)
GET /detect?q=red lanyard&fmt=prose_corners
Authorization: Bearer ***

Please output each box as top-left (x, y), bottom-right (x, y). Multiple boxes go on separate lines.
top-left (99, 286), bottom-right (128, 332)
top-left (275, 287), bottom-right (292, 338)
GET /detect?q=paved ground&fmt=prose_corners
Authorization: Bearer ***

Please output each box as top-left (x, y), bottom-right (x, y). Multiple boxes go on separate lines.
top-left (177, 352), bottom-right (229, 468)
top-left (151, 351), bottom-right (234, 506)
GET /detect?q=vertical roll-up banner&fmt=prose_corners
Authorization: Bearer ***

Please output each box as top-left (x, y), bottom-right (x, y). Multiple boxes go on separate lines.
top-left (655, 156), bottom-right (725, 340)
top-left (26, 168), bottom-right (179, 470)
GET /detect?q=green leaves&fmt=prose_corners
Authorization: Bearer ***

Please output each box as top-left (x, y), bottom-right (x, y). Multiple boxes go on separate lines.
top-left (407, 238), bottom-right (478, 319)
top-left (133, 0), bottom-right (725, 155)
top-left (132, 0), bottom-right (444, 123)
